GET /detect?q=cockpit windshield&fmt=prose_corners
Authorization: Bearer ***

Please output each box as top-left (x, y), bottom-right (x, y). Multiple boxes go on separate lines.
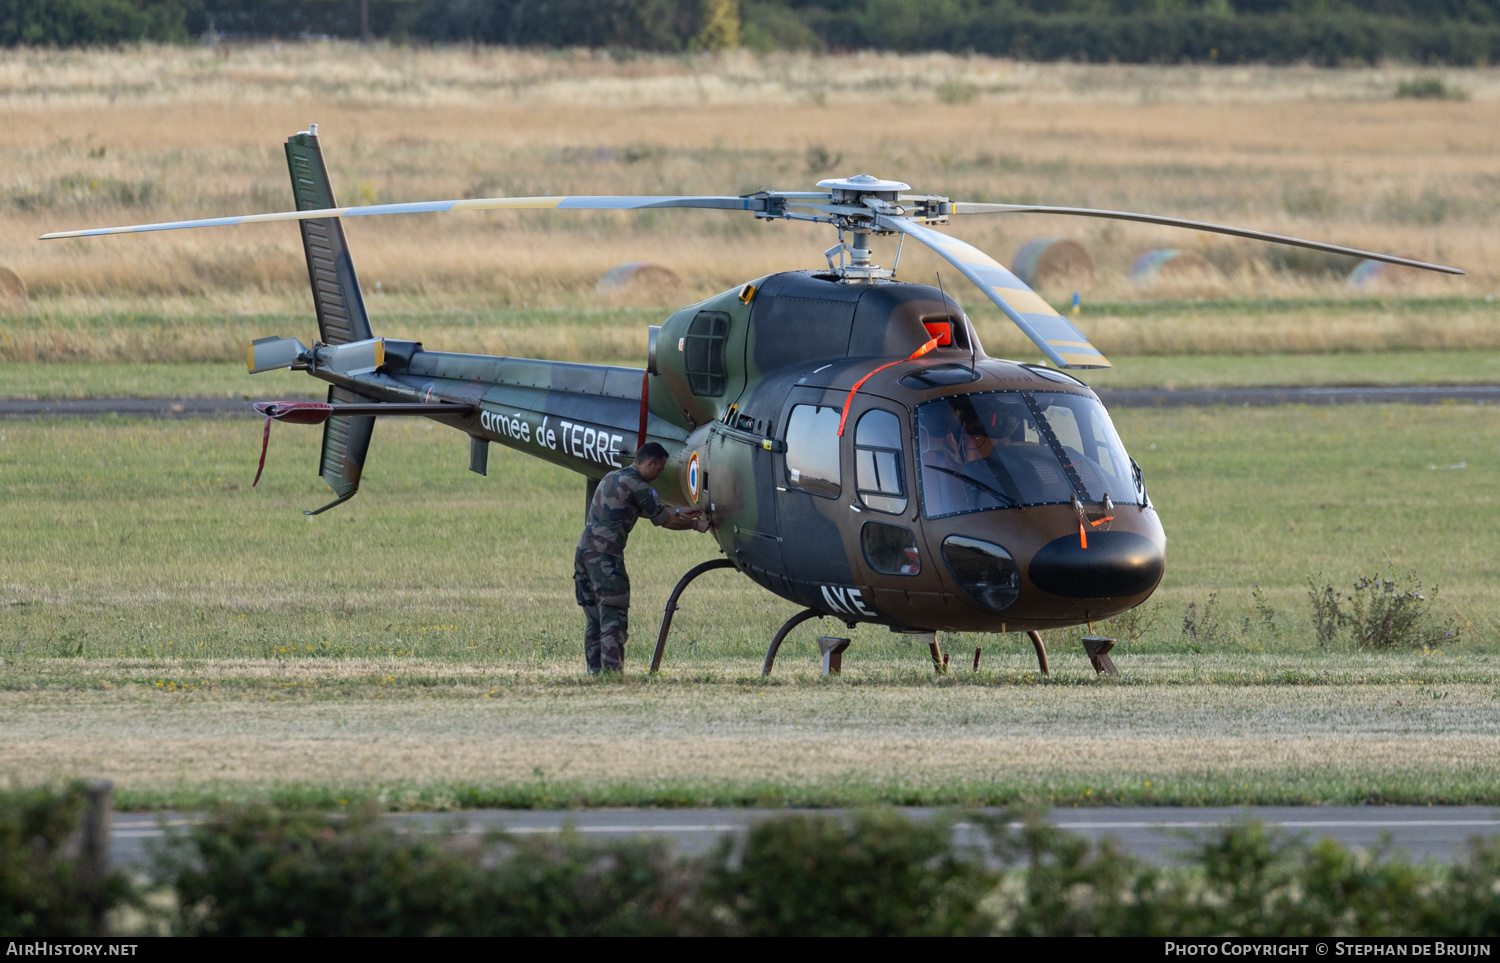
top-left (916, 390), bottom-right (1141, 518)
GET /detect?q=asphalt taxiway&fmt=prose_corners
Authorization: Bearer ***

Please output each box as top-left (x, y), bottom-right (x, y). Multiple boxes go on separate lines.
top-left (108, 806), bottom-right (1500, 868)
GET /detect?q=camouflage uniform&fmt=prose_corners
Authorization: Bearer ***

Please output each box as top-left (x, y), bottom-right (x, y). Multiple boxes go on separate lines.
top-left (575, 465), bottom-right (669, 673)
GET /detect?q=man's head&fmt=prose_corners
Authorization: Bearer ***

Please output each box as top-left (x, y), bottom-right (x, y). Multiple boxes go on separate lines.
top-left (634, 442), bottom-right (669, 481)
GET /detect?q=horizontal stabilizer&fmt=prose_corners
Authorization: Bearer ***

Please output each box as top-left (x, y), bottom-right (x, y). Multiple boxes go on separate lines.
top-left (247, 336), bottom-right (309, 374)
top-left (316, 338), bottom-right (386, 376)
top-left (254, 400), bottom-right (475, 422)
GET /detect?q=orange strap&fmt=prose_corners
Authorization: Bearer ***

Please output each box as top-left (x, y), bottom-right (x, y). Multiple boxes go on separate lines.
top-left (836, 338), bottom-right (940, 436)
top-left (1078, 519), bottom-right (1087, 550)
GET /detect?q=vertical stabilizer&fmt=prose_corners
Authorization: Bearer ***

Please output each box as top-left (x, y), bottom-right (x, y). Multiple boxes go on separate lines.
top-left (285, 126), bottom-right (373, 346)
top-left (305, 385), bottom-right (376, 516)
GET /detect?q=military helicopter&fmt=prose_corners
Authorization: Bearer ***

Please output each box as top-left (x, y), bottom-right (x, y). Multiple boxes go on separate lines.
top-left (44, 126), bottom-right (1462, 677)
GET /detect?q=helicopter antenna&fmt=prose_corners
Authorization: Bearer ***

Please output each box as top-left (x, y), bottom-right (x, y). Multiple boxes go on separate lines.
top-left (934, 271), bottom-right (974, 378)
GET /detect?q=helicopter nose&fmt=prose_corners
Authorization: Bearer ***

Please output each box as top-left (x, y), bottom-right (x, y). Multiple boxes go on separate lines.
top-left (1028, 530), bottom-right (1164, 599)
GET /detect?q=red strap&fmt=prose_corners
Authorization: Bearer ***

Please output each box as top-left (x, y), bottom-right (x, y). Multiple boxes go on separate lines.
top-left (253, 414), bottom-right (273, 487)
top-left (637, 370), bottom-right (650, 450)
top-left (836, 338), bottom-right (939, 436)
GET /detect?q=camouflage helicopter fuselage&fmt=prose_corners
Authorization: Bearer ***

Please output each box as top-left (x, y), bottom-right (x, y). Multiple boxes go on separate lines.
top-left (305, 264), bottom-right (1165, 636)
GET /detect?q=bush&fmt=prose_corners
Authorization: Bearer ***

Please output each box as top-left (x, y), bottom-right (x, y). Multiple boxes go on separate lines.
top-left (708, 810), bottom-right (996, 936)
top-left (1395, 76), bottom-right (1468, 100)
top-left (0, 782), bottom-right (133, 937)
top-left (9, 796), bottom-right (1494, 937)
top-left (1306, 570), bottom-right (1459, 649)
top-left (158, 804), bottom-right (706, 936)
top-left (0, 0), bottom-right (193, 46)
top-left (988, 813), bottom-right (1500, 937)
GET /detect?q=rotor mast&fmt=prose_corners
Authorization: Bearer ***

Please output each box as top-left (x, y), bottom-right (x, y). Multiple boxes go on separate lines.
top-left (811, 175), bottom-right (938, 281)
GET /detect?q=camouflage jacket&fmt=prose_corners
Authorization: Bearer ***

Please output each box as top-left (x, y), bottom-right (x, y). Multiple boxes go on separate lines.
top-left (577, 465), bottom-right (668, 557)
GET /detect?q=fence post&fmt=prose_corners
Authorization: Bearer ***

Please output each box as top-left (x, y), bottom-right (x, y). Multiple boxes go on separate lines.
top-left (82, 779), bottom-right (113, 882)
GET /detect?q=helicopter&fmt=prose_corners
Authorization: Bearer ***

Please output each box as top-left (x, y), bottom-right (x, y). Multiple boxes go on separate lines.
top-left (43, 125), bottom-right (1462, 678)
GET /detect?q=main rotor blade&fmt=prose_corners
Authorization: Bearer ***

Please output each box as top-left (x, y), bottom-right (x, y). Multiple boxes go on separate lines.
top-left (40, 195), bottom-right (763, 239)
top-left (951, 203), bottom-right (1464, 275)
top-left (876, 214), bottom-right (1110, 369)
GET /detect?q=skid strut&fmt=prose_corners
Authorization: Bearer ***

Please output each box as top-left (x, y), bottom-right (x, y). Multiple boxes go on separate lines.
top-left (1027, 631), bottom-right (1051, 676)
top-left (762, 608), bottom-right (826, 676)
top-left (649, 558), bottom-right (736, 673)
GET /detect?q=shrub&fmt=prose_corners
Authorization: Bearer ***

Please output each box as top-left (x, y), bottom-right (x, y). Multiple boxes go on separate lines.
top-left (1180, 592), bottom-right (1222, 648)
top-left (13, 784), bottom-right (1500, 938)
top-left (0, 0), bottom-right (192, 46)
top-left (0, 782), bottom-right (133, 937)
top-left (1307, 570), bottom-right (1458, 649)
top-left (707, 810), bottom-right (995, 936)
top-left (1105, 601), bottom-right (1157, 645)
top-left (989, 814), bottom-right (1171, 937)
top-left (158, 805), bottom-right (706, 936)
top-left (1395, 76), bottom-right (1468, 100)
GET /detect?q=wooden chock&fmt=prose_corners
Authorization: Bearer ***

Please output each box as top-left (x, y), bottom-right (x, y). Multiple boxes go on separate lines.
top-left (1082, 636), bottom-right (1118, 675)
top-left (924, 633), bottom-right (946, 674)
top-left (817, 636), bottom-right (851, 676)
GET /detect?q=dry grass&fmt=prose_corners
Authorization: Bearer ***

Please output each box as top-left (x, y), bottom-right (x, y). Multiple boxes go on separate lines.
top-left (2, 677), bottom-right (1497, 806)
top-left (0, 44), bottom-right (1494, 345)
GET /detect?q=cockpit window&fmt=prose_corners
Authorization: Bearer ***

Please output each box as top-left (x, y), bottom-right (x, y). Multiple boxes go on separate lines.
top-left (916, 390), bottom-right (1140, 518)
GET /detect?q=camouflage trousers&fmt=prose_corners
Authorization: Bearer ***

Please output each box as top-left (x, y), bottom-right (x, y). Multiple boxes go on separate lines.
top-left (573, 547), bottom-right (630, 673)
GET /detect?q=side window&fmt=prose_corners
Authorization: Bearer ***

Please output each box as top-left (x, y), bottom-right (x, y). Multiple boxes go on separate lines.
top-left (683, 311), bottom-right (729, 397)
top-left (784, 404), bottom-right (841, 497)
top-left (862, 522), bottom-right (921, 576)
top-left (854, 408), bottom-right (907, 514)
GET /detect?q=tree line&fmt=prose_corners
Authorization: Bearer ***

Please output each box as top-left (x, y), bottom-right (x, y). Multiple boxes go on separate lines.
top-left (3, 0), bottom-right (1499, 64)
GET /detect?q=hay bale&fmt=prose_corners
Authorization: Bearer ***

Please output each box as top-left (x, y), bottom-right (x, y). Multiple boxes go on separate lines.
top-left (1127, 249), bottom-right (1217, 287)
top-left (0, 266), bottom-right (27, 310)
top-left (1347, 254), bottom-right (1424, 290)
top-left (1010, 238), bottom-right (1094, 289)
top-left (597, 262), bottom-right (683, 306)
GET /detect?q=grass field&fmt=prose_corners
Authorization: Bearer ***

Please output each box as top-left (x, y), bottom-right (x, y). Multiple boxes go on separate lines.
top-left (1, 45), bottom-right (1496, 810)
top-left (1, 46), bottom-right (1495, 330)
top-left (0, 404), bottom-right (1495, 808)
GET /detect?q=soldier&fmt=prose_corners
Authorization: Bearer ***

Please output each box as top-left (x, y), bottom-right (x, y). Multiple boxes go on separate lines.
top-left (575, 442), bottom-right (709, 674)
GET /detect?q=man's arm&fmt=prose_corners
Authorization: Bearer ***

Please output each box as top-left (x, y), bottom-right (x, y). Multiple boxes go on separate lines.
top-left (658, 505), bottom-right (708, 532)
top-left (635, 482), bottom-right (709, 533)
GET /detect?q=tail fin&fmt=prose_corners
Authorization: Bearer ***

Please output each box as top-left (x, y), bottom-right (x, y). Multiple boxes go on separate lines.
top-left (284, 125), bottom-right (373, 346)
top-left (305, 385), bottom-right (376, 516)
top-left (285, 125), bottom-right (376, 515)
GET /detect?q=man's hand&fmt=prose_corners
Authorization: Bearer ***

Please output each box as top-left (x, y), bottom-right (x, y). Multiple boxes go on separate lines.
top-left (660, 506), bottom-right (707, 532)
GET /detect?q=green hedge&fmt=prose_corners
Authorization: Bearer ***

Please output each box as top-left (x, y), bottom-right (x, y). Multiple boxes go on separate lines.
top-left (0, 783), bottom-right (132, 938)
top-left (7, 784), bottom-right (1499, 937)
top-left (8, 0), bottom-right (1500, 65)
top-left (0, 0), bottom-right (193, 45)
top-left (808, 7), bottom-right (1500, 64)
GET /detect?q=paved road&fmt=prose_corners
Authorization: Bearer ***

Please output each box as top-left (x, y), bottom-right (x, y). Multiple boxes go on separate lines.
top-left (2, 385), bottom-right (1498, 420)
top-left (109, 806), bottom-right (1500, 868)
top-left (1097, 385), bottom-right (1500, 407)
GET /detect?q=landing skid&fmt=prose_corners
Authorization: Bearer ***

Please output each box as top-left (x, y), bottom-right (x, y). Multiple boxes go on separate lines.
top-left (648, 558), bottom-right (737, 674)
top-left (649, 559), bottom-right (1117, 678)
